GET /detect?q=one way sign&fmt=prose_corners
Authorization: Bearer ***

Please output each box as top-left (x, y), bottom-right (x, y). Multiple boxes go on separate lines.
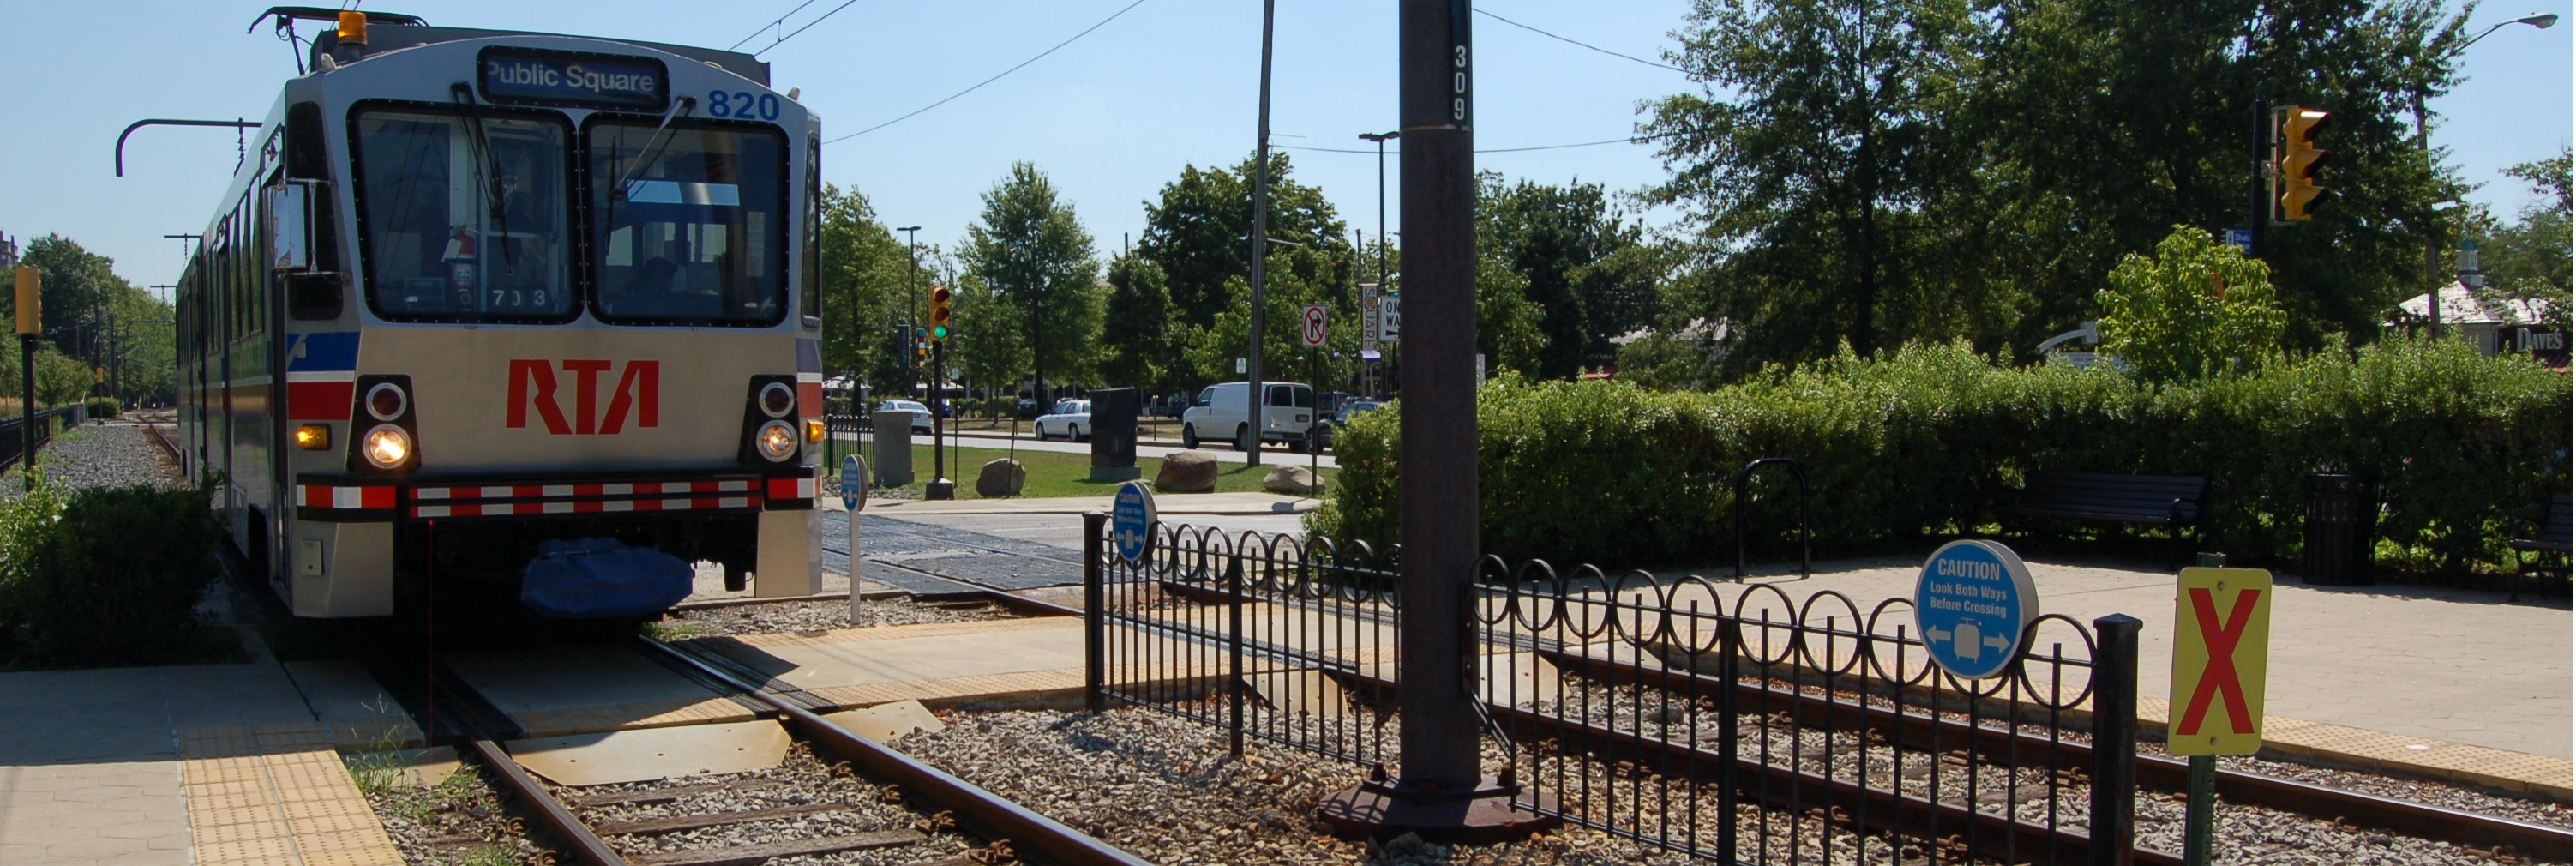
top-left (2168, 567), bottom-right (2273, 755)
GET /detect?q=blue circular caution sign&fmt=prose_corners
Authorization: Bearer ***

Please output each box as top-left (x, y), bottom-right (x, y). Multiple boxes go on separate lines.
top-left (839, 454), bottom-right (867, 512)
top-left (1912, 540), bottom-right (2039, 679)
top-left (1111, 481), bottom-right (1156, 563)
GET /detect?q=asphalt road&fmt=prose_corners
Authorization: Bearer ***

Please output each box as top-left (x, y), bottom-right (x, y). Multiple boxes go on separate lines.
top-left (845, 429), bottom-right (1342, 470)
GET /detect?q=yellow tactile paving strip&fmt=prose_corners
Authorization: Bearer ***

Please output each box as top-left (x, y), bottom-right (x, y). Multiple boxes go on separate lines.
top-left (2135, 697), bottom-right (2574, 800)
top-left (179, 723), bottom-right (402, 866)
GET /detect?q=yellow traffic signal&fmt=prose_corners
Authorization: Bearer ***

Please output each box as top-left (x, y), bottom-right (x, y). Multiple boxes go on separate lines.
top-left (2278, 106), bottom-right (2329, 222)
top-left (927, 285), bottom-right (952, 340)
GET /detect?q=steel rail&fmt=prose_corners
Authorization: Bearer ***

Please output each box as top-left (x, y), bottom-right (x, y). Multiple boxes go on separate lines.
top-left (360, 653), bottom-right (629, 866)
top-left (1534, 646), bottom-right (2575, 861)
top-left (628, 636), bottom-right (1156, 866)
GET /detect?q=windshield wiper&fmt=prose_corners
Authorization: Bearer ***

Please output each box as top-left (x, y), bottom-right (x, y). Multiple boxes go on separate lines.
top-left (447, 83), bottom-right (515, 276)
top-left (605, 96), bottom-right (697, 228)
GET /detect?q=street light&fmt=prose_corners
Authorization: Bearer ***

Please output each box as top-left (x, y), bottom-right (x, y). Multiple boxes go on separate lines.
top-left (895, 226), bottom-right (922, 398)
top-left (2414, 11), bottom-right (2556, 334)
top-left (1358, 131), bottom-right (1397, 399)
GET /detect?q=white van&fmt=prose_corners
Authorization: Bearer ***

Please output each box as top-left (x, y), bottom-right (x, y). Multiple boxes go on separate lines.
top-left (1181, 382), bottom-right (1318, 453)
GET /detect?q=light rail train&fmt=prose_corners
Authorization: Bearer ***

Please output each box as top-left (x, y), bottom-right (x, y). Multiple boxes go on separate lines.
top-left (172, 10), bottom-right (825, 620)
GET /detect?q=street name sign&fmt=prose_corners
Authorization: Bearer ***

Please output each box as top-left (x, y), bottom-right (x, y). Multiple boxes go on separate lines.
top-left (1111, 480), bottom-right (1156, 563)
top-left (2168, 567), bottom-right (2273, 756)
top-left (1912, 540), bottom-right (2038, 679)
top-left (1302, 304), bottom-right (1329, 347)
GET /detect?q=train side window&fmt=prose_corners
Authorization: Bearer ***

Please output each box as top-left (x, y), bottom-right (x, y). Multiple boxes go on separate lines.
top-left (801, 133), bottom-right (820, 327)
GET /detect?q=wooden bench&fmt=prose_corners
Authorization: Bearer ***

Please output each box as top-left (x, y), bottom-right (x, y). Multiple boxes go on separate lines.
top-left (1997, 471), bottom-right (2207, 568)
top-left (2512, 491), bottom-right (2573, 577)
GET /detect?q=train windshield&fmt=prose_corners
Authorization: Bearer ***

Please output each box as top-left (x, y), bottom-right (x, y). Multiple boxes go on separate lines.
top-left (590, 121), bottom-right (787, 325)
top-left (351, 108), bottom-right (574, 321)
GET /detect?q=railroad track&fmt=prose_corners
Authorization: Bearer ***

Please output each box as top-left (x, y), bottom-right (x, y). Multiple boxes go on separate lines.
top-left (363, 636), bottom-right (1145, 866)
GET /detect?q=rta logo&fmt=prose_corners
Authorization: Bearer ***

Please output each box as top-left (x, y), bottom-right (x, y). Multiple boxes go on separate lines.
top-left (507, 359), bottom-right (659, 435)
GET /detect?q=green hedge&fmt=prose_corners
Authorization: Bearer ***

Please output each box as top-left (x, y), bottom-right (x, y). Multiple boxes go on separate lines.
top-left (84, 396), bottom-right (120, 419)
top-left (0, 479), bottom-right (224, 665)
top-left (1310, 340), bottom-right (2572, 577)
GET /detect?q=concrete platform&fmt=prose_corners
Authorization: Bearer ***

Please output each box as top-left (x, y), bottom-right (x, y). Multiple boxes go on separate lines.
top-left (697, 617), bottom-right (1094, 710)
top-left (0, 653), bottom-right (403, 866)
top-left (440, 645), bottom-right (754, 737)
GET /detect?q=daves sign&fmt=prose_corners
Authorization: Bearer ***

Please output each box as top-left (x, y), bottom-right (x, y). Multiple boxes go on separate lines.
top-left (507, 359), bottom-right (660, 435)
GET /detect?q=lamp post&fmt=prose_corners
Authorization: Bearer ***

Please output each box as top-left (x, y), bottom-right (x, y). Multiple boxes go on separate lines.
top-left (1360, 130), bottom-right (1398, 400)
top-left (895, 226), bottom-right (922, 400)
top-left (2414, 11), bottom-right (2556, 336)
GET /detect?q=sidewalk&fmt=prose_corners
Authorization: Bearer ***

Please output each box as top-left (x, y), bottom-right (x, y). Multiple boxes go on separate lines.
top-left (836, 491), bottom-right (1320, 517)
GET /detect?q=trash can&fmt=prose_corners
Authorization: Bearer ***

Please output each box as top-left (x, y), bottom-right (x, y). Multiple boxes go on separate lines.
top-left (2303, 473), bottom-right (2378, 586)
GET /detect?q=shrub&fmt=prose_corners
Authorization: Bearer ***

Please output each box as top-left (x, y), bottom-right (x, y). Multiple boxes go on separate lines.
top-left (84, 396), bottom-right (120, 419)
top-left (0, 479), bottom-right (223, 665)
top-left (1312, 340), bottom-right (2571, 579)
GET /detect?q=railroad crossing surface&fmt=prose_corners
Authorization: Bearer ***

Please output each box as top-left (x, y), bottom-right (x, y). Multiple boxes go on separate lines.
top-left (2, 503), bottom-right (2567, 864)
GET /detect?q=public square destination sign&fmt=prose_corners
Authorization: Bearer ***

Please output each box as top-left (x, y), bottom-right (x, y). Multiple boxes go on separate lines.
top-left (1111, 480), bottom-right (1156, 563)
top-left (1912, 540), bottom-right (2039, 679)
top-left (2168, 567), bottom-right (2273, 756)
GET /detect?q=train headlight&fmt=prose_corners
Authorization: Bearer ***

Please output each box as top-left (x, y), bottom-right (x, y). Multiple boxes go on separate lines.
top-left (294, 424), bottom-right (332, 450)
top-left (805, 418), bottom-right (826, 443)
top-left (362, 424), bottom-right (411, 469)
top-left (754, 420), bottom-right (797, 462)
top-left (758, 382), bottom-right (796, 418)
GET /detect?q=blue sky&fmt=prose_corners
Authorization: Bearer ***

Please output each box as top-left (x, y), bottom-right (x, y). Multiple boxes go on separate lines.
top-left (3, 1), bottom-right (2567, 298)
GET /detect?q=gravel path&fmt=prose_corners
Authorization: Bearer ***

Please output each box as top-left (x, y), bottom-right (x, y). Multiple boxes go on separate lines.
top-left (655, 596), bottom-right (1023, 638)
top-left (0, 422), bottom-right (183, 496)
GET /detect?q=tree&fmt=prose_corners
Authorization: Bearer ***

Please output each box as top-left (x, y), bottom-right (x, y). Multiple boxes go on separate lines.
top-left (12, 235), bottom-right (173, 406)
top-left (944, 267), bottom-right (1029, 408)
top-left (2477, 147), bottom-right (2572, 328)
top-left (1477, 174), bottom-right (1659, 377)
top-left (1096, 254), bottom-right (1172, 390)
top-left (2096, 226), bottom-right (2287, 382)
top-left (1645, 0), bottom-right (1981, 375)
top-left (813, 184), bottom-right (917, 399)
top-left (964, 163), bottom-right (1101, 406)
top-left (1137, 153), bottom-right (1359, 334)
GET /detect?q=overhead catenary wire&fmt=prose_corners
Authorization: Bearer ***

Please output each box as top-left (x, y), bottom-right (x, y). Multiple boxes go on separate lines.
top-left (733, 0), bottom-right (826, 51)
top-left (825, 0), bottom-right (1150, 143)
top-left (748, 0), bottom-right (867, 57)
top-left (1474, 8), bottom-right (1688, 75)
top-left (1274, 135), bottom-right (1661, 155)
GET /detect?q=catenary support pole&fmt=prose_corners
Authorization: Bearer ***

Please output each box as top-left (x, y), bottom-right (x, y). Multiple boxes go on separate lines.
top-left (1394, 0), bottom-right (1480, 797)
top-left (1246, 0), bottom-right (1276, 467)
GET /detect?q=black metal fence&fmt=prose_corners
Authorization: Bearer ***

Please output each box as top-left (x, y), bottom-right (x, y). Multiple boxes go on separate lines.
top-left (0, 406), bottom-right (76, 476)
top-left (1082, 516), bottom-right (2141, 865)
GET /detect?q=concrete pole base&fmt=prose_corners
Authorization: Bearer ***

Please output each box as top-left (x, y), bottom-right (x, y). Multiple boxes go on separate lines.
top-left (1312, 774), bottom-right (1560, 845)
top-left (923, 478), bottom-right (956, 500)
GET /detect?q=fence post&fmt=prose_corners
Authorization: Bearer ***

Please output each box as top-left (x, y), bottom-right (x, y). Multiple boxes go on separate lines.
top-left (1084, 511), bottom-right (1107, 713)
top-left (1716, 616), bottom-right (1741, 860)
top-left (2090, 614), bottom-right (2141, 866)
top-left (1227, 555), bottom-right (1246, 758)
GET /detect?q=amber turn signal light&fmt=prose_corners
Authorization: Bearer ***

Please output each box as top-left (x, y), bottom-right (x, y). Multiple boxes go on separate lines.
top-left (294, 424), bottom-right (331, 450)
top-left (805, 418), bottom-right (826, 443)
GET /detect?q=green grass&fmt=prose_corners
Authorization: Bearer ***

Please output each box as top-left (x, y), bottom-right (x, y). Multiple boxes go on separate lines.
top-left (838, 444), bottom-right (1332, 500)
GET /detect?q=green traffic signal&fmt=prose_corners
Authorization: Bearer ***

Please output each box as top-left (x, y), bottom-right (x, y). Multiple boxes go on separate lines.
top-left (930, 324), bottom-right (950, 340)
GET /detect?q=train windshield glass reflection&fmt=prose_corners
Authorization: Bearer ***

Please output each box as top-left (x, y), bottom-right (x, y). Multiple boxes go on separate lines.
top-left (590, 122), bottom-right (786, 325)
top-left (351, 109), bottom-right (573, 321)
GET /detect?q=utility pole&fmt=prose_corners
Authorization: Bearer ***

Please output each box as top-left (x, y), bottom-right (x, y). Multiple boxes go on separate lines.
top-left (896, 226), bottom-right (922, 401)
top-left (1245, 0), bottom-right (1276, 467)
top-left (1313, 0), bottom-right (1553, 842)
top-left (1360, 130), bottom-right (1398, 400)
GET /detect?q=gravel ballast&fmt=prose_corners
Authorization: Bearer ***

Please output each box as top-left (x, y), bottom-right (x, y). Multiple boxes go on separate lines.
top-left (657, 596), bottom-right (1024, 638)
top-left (1, 422), bottom-right (183, 495)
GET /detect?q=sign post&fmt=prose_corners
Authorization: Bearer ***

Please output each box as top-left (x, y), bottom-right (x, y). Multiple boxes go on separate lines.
top-left (15, 266), bottom-right (37, 491)
top-left (2169, 566), bottom-right (2273, 866)
top-left (1912, 540), bottom-right (2039, 680)
top-left (839, 454), bottom-right (867, 621)
top-left (1302, 304), bottom-right (1326, 484)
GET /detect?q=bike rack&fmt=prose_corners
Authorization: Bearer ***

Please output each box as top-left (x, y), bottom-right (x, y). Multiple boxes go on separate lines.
top-left (1733, 457), bottom-right (1811, 580)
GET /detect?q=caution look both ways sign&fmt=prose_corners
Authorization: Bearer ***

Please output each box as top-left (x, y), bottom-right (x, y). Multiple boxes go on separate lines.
top-left (2168, 567), bottom-right (2273, 756)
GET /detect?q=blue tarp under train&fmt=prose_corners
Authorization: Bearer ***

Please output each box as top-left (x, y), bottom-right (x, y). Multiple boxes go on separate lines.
top-left (520, 538), bottom-right (694, 618)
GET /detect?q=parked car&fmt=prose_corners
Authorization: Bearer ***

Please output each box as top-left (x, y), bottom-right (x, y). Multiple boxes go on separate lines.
top-left (1033, 400), bottom-right (1093, 441)
top-left (1181, 382), bottom-right (1318, 453)
top-left (1309, 400), bottom-right (1381, 450)
top-left (878, 399), bottom-right (934, 435)
top-left (1015, 397), bottom-right (1043, 419)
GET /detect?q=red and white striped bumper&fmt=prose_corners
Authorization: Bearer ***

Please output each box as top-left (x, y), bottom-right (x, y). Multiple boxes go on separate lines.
top-left (294, 474), bottom-right (815, 521)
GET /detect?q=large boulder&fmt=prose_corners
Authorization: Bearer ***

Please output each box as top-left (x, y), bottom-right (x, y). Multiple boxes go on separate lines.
top-left (1156, 450), bottom-right (1221, 493)
top-left (975, 458), bottom-right (1026, 497)
top-left (1261, 465), bottom-right (1324, 496)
